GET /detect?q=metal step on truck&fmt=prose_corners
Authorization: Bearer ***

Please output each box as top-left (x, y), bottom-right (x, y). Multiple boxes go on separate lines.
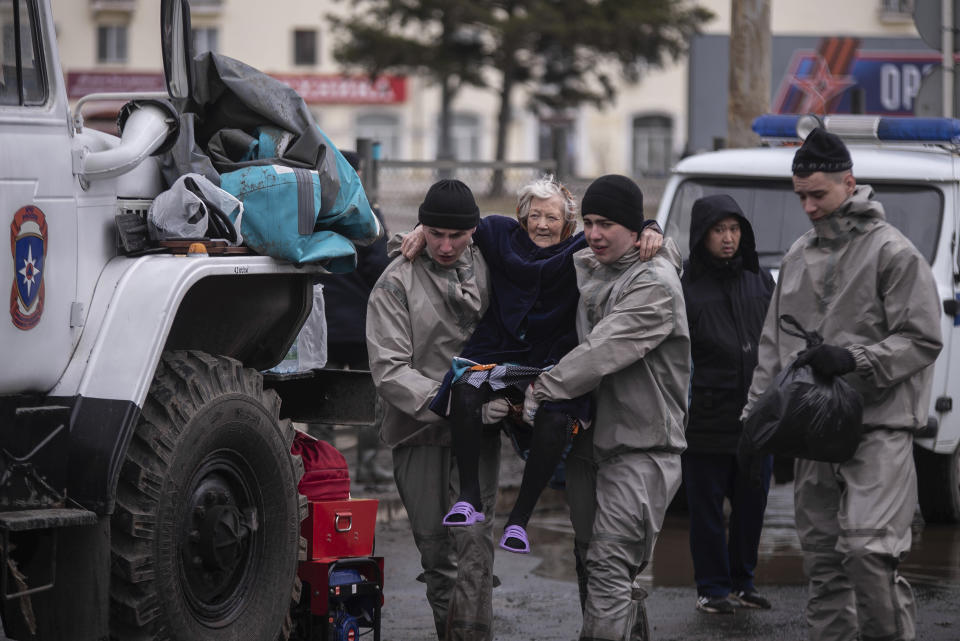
top-left (656, 113), bottom-right (960, 524)
top-left (1, 1), bottom-right (382, 640)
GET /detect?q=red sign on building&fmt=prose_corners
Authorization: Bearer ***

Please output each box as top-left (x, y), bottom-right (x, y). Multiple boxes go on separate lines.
top-left (66, 71), bottom-right (406, 105)
top-left (67, 71), bottom-right (166, 97)
top-left (273, 74), bottom-right (406, 104)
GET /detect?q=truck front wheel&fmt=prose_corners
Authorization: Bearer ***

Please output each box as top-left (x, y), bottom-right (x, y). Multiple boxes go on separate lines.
top-left (110, 351), bottom-right (304, 640)
top-left (914, 443), bottom-right (960, 524)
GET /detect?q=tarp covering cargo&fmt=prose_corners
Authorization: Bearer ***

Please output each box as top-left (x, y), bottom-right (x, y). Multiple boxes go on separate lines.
top-left (158, 52), bottom-right (380, 267)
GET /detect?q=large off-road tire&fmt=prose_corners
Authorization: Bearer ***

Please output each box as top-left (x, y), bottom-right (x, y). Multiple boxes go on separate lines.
top-left (110, 351), bottom-right (305, 640)
top-left (914, 443), bottom-right (960, 524)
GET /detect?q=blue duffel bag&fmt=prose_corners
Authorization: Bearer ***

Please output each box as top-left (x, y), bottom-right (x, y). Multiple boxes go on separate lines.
top-left (220, 131), bottom-right (381, 268)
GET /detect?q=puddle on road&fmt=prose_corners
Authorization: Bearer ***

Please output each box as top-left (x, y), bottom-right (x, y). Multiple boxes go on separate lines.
top-left (524, 482), bottom-right (960, 588)
top-left (902, 524), bottom-right (960, 586)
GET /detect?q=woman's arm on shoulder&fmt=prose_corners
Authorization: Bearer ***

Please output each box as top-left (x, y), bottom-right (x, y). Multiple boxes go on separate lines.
top-left (635, 219), bottom-right (663, 260)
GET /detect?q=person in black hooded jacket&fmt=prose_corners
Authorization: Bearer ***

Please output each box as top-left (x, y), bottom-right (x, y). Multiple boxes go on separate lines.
top-left (680, 194), bottom-right (775, 614)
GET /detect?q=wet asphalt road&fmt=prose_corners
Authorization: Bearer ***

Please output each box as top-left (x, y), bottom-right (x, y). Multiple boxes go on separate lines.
top-left (374, 480), bottom-right (960, 640)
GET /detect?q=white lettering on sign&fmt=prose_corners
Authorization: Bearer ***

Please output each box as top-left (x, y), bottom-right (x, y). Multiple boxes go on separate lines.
top-left (234, 266), bottom-right (249, 274)
top-left (881, 64), bottom-right (901, 111)
top-left (880, 63), bottom-right (932, 111)
top-left (902, 65), bottom-right (922, 110)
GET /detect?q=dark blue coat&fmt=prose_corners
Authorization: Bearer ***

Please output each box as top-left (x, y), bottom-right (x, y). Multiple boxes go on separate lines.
top-left (461, 215), bottom-right (585, 368)
top-left (681, 197), bottom-right (774, 453)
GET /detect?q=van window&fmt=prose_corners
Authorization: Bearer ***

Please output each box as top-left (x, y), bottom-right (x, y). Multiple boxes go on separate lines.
top-left (664, 178), bottom-right (942, 269)
top-left (0, 0), bottom-right (46, 106)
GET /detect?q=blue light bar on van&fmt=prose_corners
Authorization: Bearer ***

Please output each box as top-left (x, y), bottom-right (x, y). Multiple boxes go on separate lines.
top-left (752, 114), bottom-right (960, 144)
top-left (751, 115), bottom-right (803, 139)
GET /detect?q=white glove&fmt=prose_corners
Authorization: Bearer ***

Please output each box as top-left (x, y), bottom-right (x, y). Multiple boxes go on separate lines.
top-left (522, 385), bottom-right (539, 425)
top-left (481, 397), bottom-right (511, 425)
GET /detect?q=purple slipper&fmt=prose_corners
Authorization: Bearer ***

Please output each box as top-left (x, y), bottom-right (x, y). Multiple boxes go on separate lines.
top-left (499, 525), bottom-right (530, 554)
top-left (442, 501), bottom-right (485, 527)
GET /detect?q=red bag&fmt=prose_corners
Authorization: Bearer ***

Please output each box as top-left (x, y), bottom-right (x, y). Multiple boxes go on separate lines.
top-left (291, 431), bottom-right (351, 501)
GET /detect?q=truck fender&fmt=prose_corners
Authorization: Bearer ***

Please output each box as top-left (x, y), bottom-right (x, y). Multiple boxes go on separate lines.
top-left (51, 254), bottom-right (317, 513)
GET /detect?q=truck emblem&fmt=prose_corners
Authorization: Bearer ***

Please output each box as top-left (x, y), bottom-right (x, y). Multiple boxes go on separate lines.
top-left (10, 205), bottom-right (47, 330)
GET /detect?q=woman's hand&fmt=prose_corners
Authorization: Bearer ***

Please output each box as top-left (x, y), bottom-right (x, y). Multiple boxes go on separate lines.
top-left (635, 226), bottom-right (663, 261)
top-left (400, 226), bottom-right (426, 260)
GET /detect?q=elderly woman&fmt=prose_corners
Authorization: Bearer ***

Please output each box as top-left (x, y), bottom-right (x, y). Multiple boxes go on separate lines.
top-left (403, 176), bottom-right (661, 553)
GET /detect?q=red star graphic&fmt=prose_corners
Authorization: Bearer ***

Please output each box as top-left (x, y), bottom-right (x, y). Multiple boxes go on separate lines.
top-left (790, 56), bottom-right (856, 114)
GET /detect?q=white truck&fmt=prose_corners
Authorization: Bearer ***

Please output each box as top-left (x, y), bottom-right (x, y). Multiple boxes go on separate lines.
top-left (0, 1), bottom-right (378, 640)
top-left (656, 113), bottom-right (960, 524)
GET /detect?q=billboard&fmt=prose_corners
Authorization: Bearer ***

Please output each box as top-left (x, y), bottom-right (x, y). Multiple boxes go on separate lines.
top-left (773, 37), bottom-right (939, 115)
top-left (687, 34), bottom-right (943, 153)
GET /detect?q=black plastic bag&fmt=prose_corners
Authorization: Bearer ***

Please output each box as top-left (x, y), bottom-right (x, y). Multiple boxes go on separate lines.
top-left (740, 315), bottom-right (863, 465)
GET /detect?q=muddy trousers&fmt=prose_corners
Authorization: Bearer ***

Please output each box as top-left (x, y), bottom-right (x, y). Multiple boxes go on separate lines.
top-left (565, 430), bottom-right (682, 641)
top-left (392, 436), bottom-right (500, 641)
top-left (794, 429), bottom-right (917, 641)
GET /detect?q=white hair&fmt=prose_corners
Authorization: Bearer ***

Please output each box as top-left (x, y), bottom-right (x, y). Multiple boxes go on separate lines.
top-left (516, 174), bottom-right (577, 235)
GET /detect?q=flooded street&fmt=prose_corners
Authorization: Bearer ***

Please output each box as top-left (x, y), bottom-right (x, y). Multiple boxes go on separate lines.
top-left (376, 480), bottom-right (960, 640)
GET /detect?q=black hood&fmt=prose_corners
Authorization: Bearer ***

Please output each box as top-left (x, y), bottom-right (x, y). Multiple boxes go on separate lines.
top-left (687, 194), bottom-right (760, 274)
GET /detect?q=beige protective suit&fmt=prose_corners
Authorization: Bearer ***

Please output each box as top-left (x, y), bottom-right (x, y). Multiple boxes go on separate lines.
top-left (534, 240), bottom-right (689, 641)
top-left (743, 186), bottom-right (942, 641)
top-left (367, 243), bottom-right (499, 641)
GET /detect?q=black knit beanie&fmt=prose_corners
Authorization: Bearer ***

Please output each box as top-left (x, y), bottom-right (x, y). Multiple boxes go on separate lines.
top-left (418, 179), bottom-right (480, 230)
top-left (792, 127), bottom-right (852, 175)
top-left (580, 174), bottom-right (645, 232)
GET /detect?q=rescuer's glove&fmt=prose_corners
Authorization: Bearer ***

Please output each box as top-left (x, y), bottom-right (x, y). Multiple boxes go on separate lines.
top-left (481, 398), bottom-right (511, 425)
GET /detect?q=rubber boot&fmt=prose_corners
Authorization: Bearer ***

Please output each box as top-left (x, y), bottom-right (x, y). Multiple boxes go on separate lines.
top-left (629, 585), bottom-right (650, 641)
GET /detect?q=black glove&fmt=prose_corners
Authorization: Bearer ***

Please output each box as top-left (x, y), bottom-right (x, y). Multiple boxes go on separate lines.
top-left (795, 343), bottom-right (856, 377)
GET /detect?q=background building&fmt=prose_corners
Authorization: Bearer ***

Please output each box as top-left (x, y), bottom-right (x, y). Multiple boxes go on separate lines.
top-left (52, 0), bottom-right (923, 183)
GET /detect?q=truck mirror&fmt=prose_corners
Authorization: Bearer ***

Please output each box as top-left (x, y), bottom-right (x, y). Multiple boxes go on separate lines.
top-left (161, 0), bottom-right (193, 100)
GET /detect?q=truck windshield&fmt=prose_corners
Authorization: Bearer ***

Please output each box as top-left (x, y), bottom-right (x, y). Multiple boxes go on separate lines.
top-left (663, 178), bottom-right (943, 270)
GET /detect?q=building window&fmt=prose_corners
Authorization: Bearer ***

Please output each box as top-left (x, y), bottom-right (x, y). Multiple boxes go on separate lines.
top-left (1, 0), bottom-right (46, 106)
top-left (632, 114), bottom-right (673, 177)
top-left (97, 24), bottom-right (127, 64)
top-left (878, 0), bottom-right (913, 22)
top-left (190, 0), bottom-right (224, 15)
top-left (192, 27), bottom-right (219, 54)
top-left (538, 116), bottom-right (576, 177)
top-left (438, 112), bottom-right (480, 161)
top-left (293, 29), bottom-right (317, 66)
top-left (880, 0), bottom-right (912, 14)
top-left (356, 112), bottom-right (400, 159)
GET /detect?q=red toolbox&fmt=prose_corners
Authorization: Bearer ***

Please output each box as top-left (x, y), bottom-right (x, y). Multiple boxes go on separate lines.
top-left (302, 498), bottom-right (378, 560)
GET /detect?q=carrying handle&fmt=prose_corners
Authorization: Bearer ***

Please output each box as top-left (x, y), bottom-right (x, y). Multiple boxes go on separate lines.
top-left (779, 314), bottom-right (823, 349)
top-left (334, 512), bottom-right (353, 533)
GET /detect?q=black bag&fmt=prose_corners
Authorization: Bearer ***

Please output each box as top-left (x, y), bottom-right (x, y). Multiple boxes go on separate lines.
top-left (740, 315), bottom-right (864, 465)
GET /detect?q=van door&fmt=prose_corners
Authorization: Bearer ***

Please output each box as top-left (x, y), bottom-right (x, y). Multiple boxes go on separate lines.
top-left (930, 175), bottom-right (960, 455)
top-left (1, 0), bottom-right (78, 393)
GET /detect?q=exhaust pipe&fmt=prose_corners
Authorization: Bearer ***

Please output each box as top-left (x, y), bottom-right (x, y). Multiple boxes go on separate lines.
top-left (78, 99), bottom-right (180, 183)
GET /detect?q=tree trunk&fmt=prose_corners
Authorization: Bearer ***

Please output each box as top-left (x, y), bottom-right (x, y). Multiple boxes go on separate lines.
top-left (727, 0), bottom-right (771, 148)
top-left (438, 75), bottom-right (454, 160)
top-left (490, 67), bottom-right (515, 197)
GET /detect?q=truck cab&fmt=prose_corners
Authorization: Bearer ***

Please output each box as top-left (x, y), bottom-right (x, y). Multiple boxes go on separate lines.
top-left (657, 114), bottom-right (960, 523)
top-left (0, 2), bottom-right (378, 639)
